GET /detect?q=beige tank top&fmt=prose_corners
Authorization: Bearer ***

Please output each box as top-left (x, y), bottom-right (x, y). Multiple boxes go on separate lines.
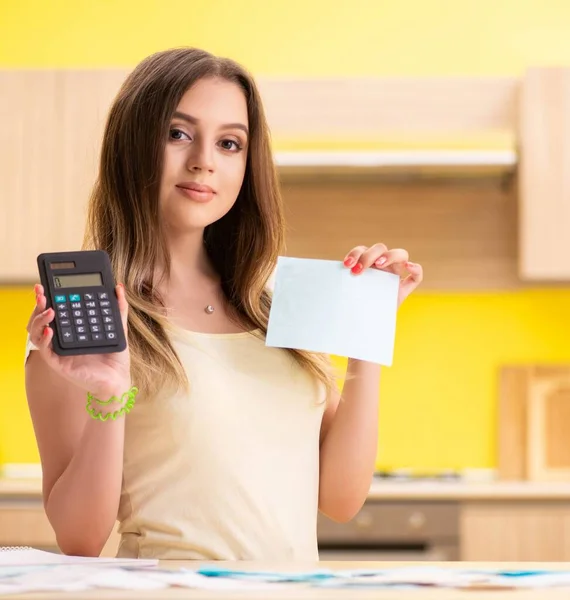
top-left (116, 324), bottom-right (326, 560)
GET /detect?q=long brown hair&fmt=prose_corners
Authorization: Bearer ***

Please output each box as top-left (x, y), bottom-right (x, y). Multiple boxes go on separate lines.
top-left (83, 47), bottom-right (337, 398)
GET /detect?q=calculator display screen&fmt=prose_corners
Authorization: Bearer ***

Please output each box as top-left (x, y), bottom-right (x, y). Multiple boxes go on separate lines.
top-left (53, 273), bottom-right (103, 288)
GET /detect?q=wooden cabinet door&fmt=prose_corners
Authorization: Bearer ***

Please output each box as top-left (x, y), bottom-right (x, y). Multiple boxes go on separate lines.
top-left (518, 67), bottom-right (570, 281)
top-left (0, 71), bottom-right (61, 282)
top-left (0, 70), bottom-right (125, 282)
top-left (461, 502), bottom-right (570, 561)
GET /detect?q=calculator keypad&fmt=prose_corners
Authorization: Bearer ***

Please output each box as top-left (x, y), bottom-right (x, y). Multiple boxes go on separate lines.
top-left (55, 292), bottom-right (117, 345)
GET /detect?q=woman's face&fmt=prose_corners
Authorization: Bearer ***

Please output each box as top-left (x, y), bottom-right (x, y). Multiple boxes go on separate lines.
top-left (159, 77), bottom-right (249, 234)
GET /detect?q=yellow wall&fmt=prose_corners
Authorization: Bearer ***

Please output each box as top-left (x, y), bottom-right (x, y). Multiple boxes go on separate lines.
top-left (3, 0), bottom-right (570, 74)
top-left (2, 0), bottom-right (570, 469)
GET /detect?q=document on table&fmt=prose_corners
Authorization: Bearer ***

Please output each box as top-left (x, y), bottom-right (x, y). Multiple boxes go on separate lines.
top-left (0, 547), bottom-right (157, 568)
top-left (266, 257), bottom-right (400, 365)
top-left (197, 565), bottom-right (570, 590)
top-left (2, 559), bottom-right (570, 594)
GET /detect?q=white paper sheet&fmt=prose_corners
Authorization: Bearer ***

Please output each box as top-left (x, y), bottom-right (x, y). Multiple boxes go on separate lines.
top-left (0, 548), bottom-right (157, 568)
top-left (266, 257), bottom-right (399, 365)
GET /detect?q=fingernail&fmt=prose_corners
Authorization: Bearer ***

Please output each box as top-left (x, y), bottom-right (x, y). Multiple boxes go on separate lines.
top-left (406, 261), bottom-right (415, 267)
top-left (343, 257), bottom-right (355, 267)
top-left (376, 257), bottom-right (387, 266)
top-left (351, 263), bottom-right (363, 274)
top-left (43, 326), bottom-right (49, 336)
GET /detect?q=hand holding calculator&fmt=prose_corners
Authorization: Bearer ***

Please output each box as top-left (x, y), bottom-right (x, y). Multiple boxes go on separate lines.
top-left (28, 251), bottom-right (131, 399)
top-left (37, 251), bottom-right (127, 356)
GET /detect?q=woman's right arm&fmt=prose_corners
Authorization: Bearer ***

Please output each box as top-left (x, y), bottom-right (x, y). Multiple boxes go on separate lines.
top-left (25, 284), bottom-right (132, 557)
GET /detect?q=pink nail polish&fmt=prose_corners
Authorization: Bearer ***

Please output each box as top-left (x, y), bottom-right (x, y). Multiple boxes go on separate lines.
top-left (344, 257), bottom-right (354, 267)
top-left (351, 263), bottom-right (363, 274)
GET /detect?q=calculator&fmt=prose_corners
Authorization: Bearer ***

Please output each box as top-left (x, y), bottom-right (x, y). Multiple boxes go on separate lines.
top-left (37, 250), bottom-right (127, 356)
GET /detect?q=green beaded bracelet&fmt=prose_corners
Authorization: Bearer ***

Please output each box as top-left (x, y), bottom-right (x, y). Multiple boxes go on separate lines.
top-left (86, 386), bottom-right (139, 421)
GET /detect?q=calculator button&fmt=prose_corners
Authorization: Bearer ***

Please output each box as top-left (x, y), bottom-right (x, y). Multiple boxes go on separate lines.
top-left (77, 334), bottom-right (89, 342)
top-left (89, 317), bottom-right (100, 325)
top-left (99, 300), bottom-right (111, 308)
top-left (71, 302), bottom-right (82, 309)
top-left (104, 324), bottom-right (115, 332)
top-left (106, 332), bottom-right (116, 340)
top-left (69, 294), bottom-right (81, 302)
top-left (103, 316), bottom-right (113, 324)
top-left (61, 328), bottom-right (74, 343)
top-left (84, 293), bottom-right (95, 301)
top-left (101, 308), bottom-right (112, 316)
top-left (92, 333), bottom-right (104, 341)
top-left (59, 319), bottom-right (71, 327)
top-left (75, 318), bottom-right (85, 326)
top-left (98, 292), bottom-right (109, 300)
top-left (58, 310), bottom-right (69, 319)
top-left (72, 310), bottom-right (83, 318)
top-left (85, 301), bottom-right (97, 309)
top-left (90, 325), bottom-right (101, 333)
top-left (87, 309), bottom-right (98, 317)
top-left (76, 326), bottom-right (87, 334)
top-left (55, 295), bottom-right (67, 304)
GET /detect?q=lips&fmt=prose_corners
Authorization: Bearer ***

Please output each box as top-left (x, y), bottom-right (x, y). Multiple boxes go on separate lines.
top-left (176, 182), bottom-right (215, 194)
top-left (175, 182), bottom-right (216, 203)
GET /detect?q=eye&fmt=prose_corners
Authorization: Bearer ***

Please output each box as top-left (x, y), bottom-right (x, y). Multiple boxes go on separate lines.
top-left (169, 128), bottom-right (190, 141)
top-left (219, 139), bottom-right (242, 152)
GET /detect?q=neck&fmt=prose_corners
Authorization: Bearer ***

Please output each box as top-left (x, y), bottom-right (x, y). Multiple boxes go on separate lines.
top-left (157, 229), bottom-right (218, 291)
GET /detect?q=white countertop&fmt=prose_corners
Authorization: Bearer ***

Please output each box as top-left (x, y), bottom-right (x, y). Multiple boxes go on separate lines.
top-left (368, 478), bottom-right (570, 500)
top-left (3, 475), bottom-right (570, 502)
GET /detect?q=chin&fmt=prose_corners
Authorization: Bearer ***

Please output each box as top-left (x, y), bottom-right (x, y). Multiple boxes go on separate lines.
top-left (164, 206), bottom-right (230, 233)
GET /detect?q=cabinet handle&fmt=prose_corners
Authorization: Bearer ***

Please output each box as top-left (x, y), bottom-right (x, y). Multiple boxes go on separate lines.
top-left (355, 512), bottom-right (373, 529)
top-left (408, 511), bottom-right (426, 530)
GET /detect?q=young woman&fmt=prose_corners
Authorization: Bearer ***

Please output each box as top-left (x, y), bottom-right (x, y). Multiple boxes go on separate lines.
top-left (24, 47), bottom-right (423, 560)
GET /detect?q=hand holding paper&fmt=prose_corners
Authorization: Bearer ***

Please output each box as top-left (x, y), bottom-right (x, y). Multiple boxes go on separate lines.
top-left (265, 257), bottom-right (396, 365)
top-left (266, 243), bottom-right (422, 365)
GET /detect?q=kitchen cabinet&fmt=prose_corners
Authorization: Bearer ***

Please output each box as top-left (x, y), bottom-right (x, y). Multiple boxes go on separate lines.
top-left (0, 70), bottom-right (124, 283)
top-left (461, 501), bottom-right (570, 562)
top-left (518, 68), bottom-right (570, 281)
top-left (4, 478), bottom-right (570, 561)
top-left (0, 494), bottom-right (120, 556)
top-left (498, 365), bottom-right (570, 483)
top-left (1, 67), bottom-right (569, 284)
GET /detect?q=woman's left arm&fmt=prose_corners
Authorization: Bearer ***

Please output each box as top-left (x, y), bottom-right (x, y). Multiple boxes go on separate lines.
top-left (318, 243), bottom-right (423, 522)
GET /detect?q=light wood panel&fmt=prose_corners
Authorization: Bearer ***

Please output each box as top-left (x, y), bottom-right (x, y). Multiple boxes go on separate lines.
top-left (0, 505), bottom-right (56, 548)
top-left (58, 70), bottom-right (128, 252)
top-left (282, 177), bottom-right (518, 290)
top-left (258, 77), bottom-right (518, 139)
top-left (0, 71), bottom-right (61, 281)
top-left (496, 366), bottom-right (570, 482)
top-left (461, 502), bottom-right (570, 561)
top-left (0, 70), bottom-right (125, 282)
top-left (0, 501), bottom-right (121, 556)
top-left (528, 375), bottom-right (570, 481)
top-left (518, 67), bottom-right (570, 280)
top-left (498, 367), bottom-right (529, 480)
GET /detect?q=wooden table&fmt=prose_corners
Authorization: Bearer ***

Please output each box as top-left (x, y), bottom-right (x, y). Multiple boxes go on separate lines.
top-left (11, 560), bottom-right (570, 599)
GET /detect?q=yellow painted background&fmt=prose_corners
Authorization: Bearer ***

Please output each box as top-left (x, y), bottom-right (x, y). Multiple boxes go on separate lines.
top-left (2, 0), bottom-right (570, 470)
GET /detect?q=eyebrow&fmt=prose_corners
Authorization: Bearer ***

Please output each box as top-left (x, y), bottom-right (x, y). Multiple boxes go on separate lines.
top-left (172, 111), bottom-right (249, 136)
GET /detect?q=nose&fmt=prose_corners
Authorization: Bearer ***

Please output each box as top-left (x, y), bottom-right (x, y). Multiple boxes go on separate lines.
top-left (186, 140), bottom-right (215, 173)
